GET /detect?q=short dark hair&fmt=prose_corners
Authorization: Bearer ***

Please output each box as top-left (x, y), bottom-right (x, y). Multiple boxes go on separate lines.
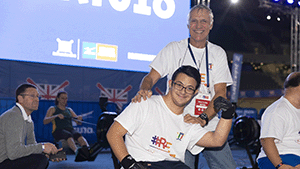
top-left (171, 66), bottom-right (201, 89)
top-left (15, 83), bottom-right (37, 102)
top-left (284, 73), bottom-right (300, 89)
top-left (55, 91), bottom-right (68, 105)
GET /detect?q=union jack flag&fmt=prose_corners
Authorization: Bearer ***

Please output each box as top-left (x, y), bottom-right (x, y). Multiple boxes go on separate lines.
top-left (26, 78), bottom-right (69, 100)
top-left (96, 83), bottom-right (132, 109)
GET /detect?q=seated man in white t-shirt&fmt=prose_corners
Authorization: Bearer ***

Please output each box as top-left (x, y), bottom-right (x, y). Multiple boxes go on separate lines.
top-left (107, 66), bottom-right (235, 169)
top-left (257, 72), bottom-right (300, 169)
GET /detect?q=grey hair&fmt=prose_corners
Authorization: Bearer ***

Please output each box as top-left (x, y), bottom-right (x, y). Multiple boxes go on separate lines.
top-left (187, 4), bottom-right (214, 26)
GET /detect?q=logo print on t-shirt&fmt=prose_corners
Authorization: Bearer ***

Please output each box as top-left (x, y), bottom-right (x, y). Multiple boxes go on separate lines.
top-left (150, 135), bottom-right (177, 158)
top-left (176, 132), bottom-right (184, 141)
top-left (151, 135), bottom-right (172, 149)
top-left (209, 63), bottom-right (213, 70)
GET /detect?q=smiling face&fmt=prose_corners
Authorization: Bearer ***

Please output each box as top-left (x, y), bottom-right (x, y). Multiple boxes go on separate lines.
top-left (169, 73), bottom-right (198, 108)
top-left (17, 87), bottom-right (39, 115)
top-left (188, 8), bottom-right (213, 48)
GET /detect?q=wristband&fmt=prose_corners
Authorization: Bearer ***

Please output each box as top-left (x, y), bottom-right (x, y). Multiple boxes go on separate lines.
top-left (275, 162), bottom-right (283, 169)
top-left (221, 106), bottom-right (235, 119)
top-left (121, 155), bottom-right (136, 169)
top-left (199, 113), bottom-right (209, 126)
top-left (42, 143), bottom-right (45, 151)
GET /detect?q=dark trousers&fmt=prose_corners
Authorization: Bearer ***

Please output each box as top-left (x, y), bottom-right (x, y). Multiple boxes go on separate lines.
top-left (143, 160), bottom-right (191, 169)
top-left (0, 154), bottom-right (49, 169)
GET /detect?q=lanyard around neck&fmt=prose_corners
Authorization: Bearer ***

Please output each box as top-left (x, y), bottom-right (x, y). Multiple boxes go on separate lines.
top-left (187, 38), bottom-right (210, 89)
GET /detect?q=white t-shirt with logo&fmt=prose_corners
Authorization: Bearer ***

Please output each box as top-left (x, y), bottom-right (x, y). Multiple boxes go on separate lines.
top-left (115, 95), bottom-right (208, 162)
top-left (150, 38), bottom-right (233, 131)
top-left (257, 96), bottom-right (300, 160)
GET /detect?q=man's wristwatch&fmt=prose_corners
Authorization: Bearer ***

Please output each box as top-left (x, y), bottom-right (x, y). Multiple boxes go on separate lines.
top-left (199, 113), bottom-right (209, 126)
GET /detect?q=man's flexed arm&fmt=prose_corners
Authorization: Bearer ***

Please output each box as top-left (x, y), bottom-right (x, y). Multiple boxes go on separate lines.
top-left (131, 68), bottom-right (161, 103)
top-left (184, 83), bottom-right (227, 127)
top-left (203, 83), bottom-right (227, 120)
top-left (197, 118), bottom-right (232, 147)
top-left (196, 96), bottom-right (234, 147)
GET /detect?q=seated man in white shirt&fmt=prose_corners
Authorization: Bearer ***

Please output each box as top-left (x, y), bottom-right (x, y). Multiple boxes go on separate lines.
top-left (107, 66), bottom-right (235, 169)
top-left (257, 72), bottom-right (300, 169)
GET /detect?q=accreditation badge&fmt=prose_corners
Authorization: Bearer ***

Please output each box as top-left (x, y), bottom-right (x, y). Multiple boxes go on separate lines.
top-left (194, 93), bottom-right (211, 115)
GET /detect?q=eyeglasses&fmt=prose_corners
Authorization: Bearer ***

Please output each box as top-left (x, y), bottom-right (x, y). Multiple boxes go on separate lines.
top-left (20, 94), bottom-right (40, 99)
top-left (172, 82), bottom-right (196, 94)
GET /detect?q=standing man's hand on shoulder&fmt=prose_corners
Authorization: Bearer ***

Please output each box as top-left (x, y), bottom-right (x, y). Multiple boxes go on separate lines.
top-left (131, 68), bottom-right (161, 103)
top-left (131, 90), bottom-right (153, 103)
top-left (184, 114), bottom-right (207, 127)
top-left (185, 83), bottom-right (228, 127)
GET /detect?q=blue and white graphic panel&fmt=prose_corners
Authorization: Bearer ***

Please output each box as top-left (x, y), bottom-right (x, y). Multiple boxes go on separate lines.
top-left (0, 0), bottom-right (190, 72)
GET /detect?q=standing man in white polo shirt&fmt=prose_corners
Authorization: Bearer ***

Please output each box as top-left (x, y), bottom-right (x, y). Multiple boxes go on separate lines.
top-left (132, 4), bottom-right (235, 169)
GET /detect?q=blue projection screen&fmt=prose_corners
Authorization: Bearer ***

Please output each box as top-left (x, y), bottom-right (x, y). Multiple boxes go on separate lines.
top-left (0, 0), bottom-right (190, 72)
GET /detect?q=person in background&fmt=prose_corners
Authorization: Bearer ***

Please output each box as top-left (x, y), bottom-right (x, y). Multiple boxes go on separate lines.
top-left (257, 72), bottom-right (300, 169)
top-left (43, 91), bottom-right (89, 155)
top-left (131, 4), bottom-right (236, 169)
top-left (0, 83), bottom-right (63, 169)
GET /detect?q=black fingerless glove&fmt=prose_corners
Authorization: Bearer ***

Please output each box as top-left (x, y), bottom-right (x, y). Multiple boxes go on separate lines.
top-left (121, 155), bottom-right (148, 169)
top-left (213, 96), bottom-right (235, 119)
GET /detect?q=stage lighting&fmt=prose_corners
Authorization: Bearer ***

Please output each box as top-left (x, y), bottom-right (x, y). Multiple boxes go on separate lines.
top-left (277, 16), bottom-right (281, 21)
top-left (267, 14), bottom-right (272, 20)
top-left (287, 0), bottom-right (294, 4)
top-left (231, 0), bottom-right (239, 4)
top-left (268, 0), bottom-right (300, 8)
